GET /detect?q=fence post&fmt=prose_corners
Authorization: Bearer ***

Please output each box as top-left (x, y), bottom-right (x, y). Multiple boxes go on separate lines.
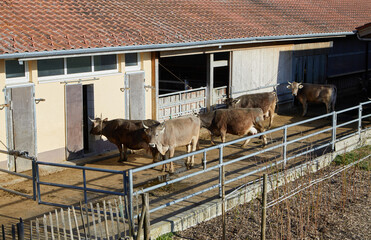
top-left (332, 111), bottom-right (337, 151)
top-left (203, 151), bottom-right (207, 170)
top-left (32, 158), bottom-right (37, 201)
top-left (128, 169), bottom-right (135, 238)
top-left (219, 146), bottom-right (224, 198)
top-left (221, 163), bottom-right (226, 240)
top-left (1, 225), bottom-right (4, 240)
top-left (17, 219), bottom-right (25, 240)
top-left (283, 126), bottom-right (288, 168)
top-left (358, 103), bottom-right (362, 142)
top-left (35, 162), bottom-right (42, 204)
top-left (82, 169), bottom-right (88, 204)
top-left (144, 193), bottom-right (150, 240)
top-left (261, 174), bottom-right (267, 240)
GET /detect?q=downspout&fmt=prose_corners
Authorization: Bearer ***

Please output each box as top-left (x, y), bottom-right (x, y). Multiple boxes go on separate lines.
top-left (357, 33), bottom-right (370, 96)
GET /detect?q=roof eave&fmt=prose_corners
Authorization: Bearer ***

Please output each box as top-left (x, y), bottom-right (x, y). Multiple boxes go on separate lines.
top-left (0, 32), bottom-right (354, 61)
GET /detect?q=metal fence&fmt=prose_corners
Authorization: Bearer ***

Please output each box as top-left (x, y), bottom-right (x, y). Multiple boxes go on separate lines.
top-left (0, 100), bottom-right (370, 238)
top-left (126, 100), bottom-right (371, 225)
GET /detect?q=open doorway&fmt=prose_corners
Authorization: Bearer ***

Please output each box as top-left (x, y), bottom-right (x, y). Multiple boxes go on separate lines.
top-left (83, 84), bottom-right (94, 154)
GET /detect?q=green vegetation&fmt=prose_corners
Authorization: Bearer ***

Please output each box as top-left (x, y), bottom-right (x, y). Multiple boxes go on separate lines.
top-left (333, 145), bottom-right (371, 171)
top-left (156, 232), bottom-right (175, 240)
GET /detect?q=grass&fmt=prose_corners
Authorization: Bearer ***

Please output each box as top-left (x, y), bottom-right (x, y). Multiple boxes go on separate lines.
top-left (333, 145), bottom-right (371, 170)
top-left (156, 232), bottom-right (175, 240)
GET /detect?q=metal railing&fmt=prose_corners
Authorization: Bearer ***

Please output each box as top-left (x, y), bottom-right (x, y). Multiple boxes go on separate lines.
top-left (127, 100), bottom-right (371, 224)
top-left (35, 161), bottom-right (128, 208)
top-left (0, 149), bottom-right (37, 200)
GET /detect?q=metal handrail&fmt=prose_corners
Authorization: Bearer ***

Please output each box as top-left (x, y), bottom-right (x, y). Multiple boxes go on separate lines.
top-left (128, 100), bottom-right (371, 221)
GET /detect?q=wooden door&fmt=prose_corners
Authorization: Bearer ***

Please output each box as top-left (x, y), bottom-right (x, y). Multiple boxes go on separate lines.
top-left (126, 71), bottom-right (145, 120)
top-left (65, 84), bottom-right (83, 160)
top-left (6, 85), bottom-right (36, 172)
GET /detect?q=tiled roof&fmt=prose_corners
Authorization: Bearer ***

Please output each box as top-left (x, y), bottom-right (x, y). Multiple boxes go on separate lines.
top-left (0, 0), bottom-right (370, 56)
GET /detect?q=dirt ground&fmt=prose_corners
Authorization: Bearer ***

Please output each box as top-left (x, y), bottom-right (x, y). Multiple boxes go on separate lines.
top-left (174, 156), bottom-right (371, 240)
top-left (0, 100), bottom-right (369, 231)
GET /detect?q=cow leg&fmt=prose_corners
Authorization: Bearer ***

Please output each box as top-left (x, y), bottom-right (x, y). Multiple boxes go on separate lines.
top-left (301, 100), bottom-right (308, 116)
top-left (210, 133), bottom-right (216, 145)
top-left (185, 144), bottom-right (191, 169)
top-left (190, 138), bottom-right (198, 167)
top-left (161, 153), bottom-right (168, 172)
top-left (116, 144), bottom-right (123, 162)
top-left (268, 110), bottom-right (274, 129)
top-left (123, 145), bottom-right (128, 162)
top-left (221, 131), bottom-right (227, 143)
top-left (151, 148), bottom-right (159, 163)
top-left (168, 148), bottom-right (175, 173)
top-left (255, 123), bottom-right (267, 146)
top-left (241, 127), bottom-right (257, 147)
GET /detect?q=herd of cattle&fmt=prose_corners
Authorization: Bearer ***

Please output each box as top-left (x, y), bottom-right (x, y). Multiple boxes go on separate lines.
top-left (90, 81), bottom-right (338, 173)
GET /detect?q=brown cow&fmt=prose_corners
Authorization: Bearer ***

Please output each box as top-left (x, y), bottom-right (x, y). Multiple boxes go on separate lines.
top-left (90, 118), bottom-right (159, 162)
top-left (225, 92), bottom-right (277, 129)
top-left (143, 115), bottom-right (200, 173)
top-left (287, 81), bottom-right (337, 116)
top-left (199, 108), bottom-right (267, 147)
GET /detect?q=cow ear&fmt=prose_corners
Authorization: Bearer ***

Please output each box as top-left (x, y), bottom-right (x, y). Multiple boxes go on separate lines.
top-left (299, 84), bottom-right (304, 89)
top-left (287, 84), bottom-right (291, 89)
top-left (103, 118), bottom-right (108, 121)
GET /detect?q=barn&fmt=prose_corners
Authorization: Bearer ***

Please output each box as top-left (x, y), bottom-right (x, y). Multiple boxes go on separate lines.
top-left (0, 0), bottom-right (370, 172)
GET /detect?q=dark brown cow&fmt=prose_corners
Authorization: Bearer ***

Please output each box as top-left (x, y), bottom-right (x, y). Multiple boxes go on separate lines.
top-left (225, 92), bottom-right (277, 129)
top-left (143, 115), bottom-right (200, 173)
top-left (90, 118), bottom-right (159, 162)
top-left (199, 108), bottom-right (267, 147)
top-left (287, 81), bottom-right (337, 116)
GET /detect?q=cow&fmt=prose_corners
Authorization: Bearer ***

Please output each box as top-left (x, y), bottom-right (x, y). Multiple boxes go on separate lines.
top-left (225, 92), bottom-right (277, 129)
top-left (90, 118), bottom-right (160, 162)
top-left (143, 115), bottom-right (200, 173)
top-left (287, 81), bottom-right (337, 116)
top-left (199, 108), bottom-right (267, 147)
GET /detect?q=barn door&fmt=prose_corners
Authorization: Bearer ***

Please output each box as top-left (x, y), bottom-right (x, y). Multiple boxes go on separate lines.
top-left (6, 85), bottom-right (36, 172)
top-left (125, 71), bottom-right (145, 120)
top-left (65, 84), bottom-right (83, 160)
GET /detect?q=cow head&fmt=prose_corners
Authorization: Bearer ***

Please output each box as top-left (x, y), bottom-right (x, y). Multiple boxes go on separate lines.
top-left (143, 121), bottom-right (167, 155)
top-left (224, 97), bottom-right (240, 108)
top-left (287, 81), bottom-right (303, 96)
top-left (90, 117), bottom-right (108, 135)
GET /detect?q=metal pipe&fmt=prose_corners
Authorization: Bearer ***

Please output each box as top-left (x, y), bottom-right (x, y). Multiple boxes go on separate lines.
top-left (358, 104), bottom-right (362, 142)
top-left (332, 111), bottom-right (337, 151)
top-left (283, 126), bottom-right (288, 168)
top-left (37, 161), bottom-right (125, 173)
top-left (219, 146), bottom-right (224, 198)
top-left (83, 169), bottom-right (88, 204)
top-left (128, 170), bottom-right (134, 234)
top-left (3, 32), bottom-right (353, 61)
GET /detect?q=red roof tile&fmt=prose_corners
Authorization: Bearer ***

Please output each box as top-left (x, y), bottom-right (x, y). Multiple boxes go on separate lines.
top-left (0, 0), bottom-right (370, 55)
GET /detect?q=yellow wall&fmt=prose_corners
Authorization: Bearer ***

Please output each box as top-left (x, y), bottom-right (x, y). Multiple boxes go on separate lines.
top-left (0, 53), bottom-right (155, 166)
top-left (0, 60), bottom-right (6, 166)
top-left (141, 52), bottom-right (153, 119)
top-left (34, 64), bottom-right (127, 162)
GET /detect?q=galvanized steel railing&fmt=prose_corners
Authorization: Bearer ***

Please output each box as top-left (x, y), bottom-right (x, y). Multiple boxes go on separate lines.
top-left (127, 100), bottom-right (371, 223)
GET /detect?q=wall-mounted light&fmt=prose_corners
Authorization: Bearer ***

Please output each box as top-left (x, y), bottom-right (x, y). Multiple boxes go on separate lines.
top-left (35, 98), bottom-right (46, 104)
top-left (0, 103), bottom-right (9, 110)
top-left (18, 60), bottom-right (24, 65)
top-left (120, 87), bottom-right (130, 92)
